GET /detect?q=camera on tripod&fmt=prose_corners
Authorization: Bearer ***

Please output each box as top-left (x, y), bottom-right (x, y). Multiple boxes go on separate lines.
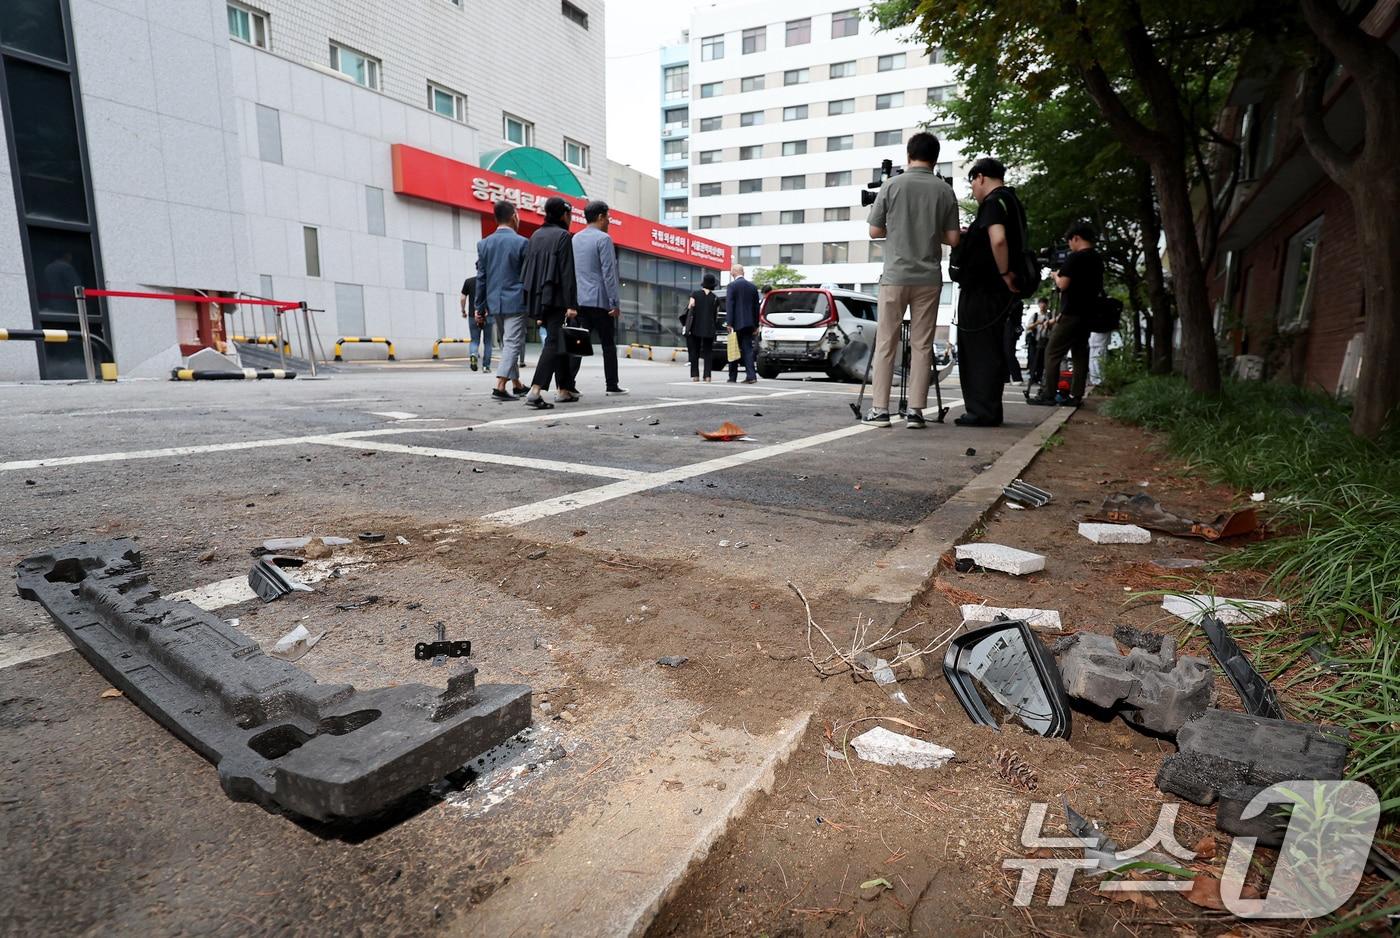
top-left (860, 159), bottom-right (901, 208)
top-left (1037, 240), bottom-right (1071, 269)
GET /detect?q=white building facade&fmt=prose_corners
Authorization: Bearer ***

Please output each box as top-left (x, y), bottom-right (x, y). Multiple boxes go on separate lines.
top-left (682, 0), bottom-right (965, 295)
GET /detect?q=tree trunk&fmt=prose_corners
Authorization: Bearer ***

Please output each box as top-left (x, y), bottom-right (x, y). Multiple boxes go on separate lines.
top-left (1152, 160), bottom-right (1220, 393)
top-left (1137, 167), bottom-right (1173, 374)
top-left (1346, 185), bottom-right (1400, 437)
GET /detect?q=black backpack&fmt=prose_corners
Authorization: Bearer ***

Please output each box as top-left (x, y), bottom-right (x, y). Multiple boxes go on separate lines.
top-left (995, 191), bottom-right (1040, 295)
top-left (1088, 294), bottom-right (1124, 333)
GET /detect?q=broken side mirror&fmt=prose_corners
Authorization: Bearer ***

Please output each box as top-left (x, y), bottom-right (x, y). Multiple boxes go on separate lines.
top-left (943, 619), bottom-right (1072, 739)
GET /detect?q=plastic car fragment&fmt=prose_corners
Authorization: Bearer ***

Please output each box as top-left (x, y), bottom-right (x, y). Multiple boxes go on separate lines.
top-left (942, 619), bottom-right (1072, 739)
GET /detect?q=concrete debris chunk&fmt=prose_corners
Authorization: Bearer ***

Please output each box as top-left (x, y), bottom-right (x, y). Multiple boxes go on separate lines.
top-left (269, 624), bottom-right (324, 661)
top-left (1057, 632), bottom-right (1213, 734)
top-left (1162, 593), bottom-right (1286, 625)
top-left (953, 543), bottom-right (1046, 576)
top-left (850, 726), bottom-right (954, 770)
top-left (961, 604), bottom-right (1063, 632)
top-left (1078, 522), bottom-right (1151, 544)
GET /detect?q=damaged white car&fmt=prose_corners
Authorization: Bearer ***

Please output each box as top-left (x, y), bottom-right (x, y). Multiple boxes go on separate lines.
top-left (756, 287), bottom-right (878, 381)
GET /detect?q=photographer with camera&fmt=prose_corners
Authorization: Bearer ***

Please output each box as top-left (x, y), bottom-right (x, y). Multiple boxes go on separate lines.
top-left (860, 132), bottom-right (961, 429)
top-left (1030, 222), bottom-right (1103, 407)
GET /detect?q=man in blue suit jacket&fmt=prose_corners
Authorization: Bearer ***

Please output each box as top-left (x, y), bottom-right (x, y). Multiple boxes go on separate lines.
top-left (570, 200), bottom-right (627, 394)
top-left (725, 263), bottom-right (761, 383)
top-left (475, 201), bottom-right (530, 400)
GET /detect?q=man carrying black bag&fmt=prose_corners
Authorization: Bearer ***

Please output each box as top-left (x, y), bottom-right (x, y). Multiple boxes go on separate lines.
top-left (1030, 222), bottom-right (1103, 407)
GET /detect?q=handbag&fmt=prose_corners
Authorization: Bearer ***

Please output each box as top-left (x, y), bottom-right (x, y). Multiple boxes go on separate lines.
top-left (726, 329), bottom-right (741, 363)
top-left (561, 324), bottom-right (593, 357)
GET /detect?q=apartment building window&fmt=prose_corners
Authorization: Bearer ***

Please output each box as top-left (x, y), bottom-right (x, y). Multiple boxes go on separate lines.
top-left (739, 178), bottom-right (763, 193)
top-left (875, 92), bottom-right (903, 110)
top-left (738, 246), bottom-right (761, 265)
top-left (827, 135), bottom-right (853, 151)
top-left (1279, 216), bottom-right (1324, 332)
top-left (303, 226), bottom-right (320, 277)
top-left (664, 106), bottom-right (689, 131)
top-left (930, 46), bottom-right (946, 64)
top-left (828, 98), bottom-right (854, 116)
top-left (784, 68), bottom-right (810, 86)
top-left (740, 110), bottom-right (764, 127)
top-left (563, 138), bottom-right (589, 170)
top-left (779, 243), bottom-right (804, 264)
top-left (824, 207), bottom-right (851, 222)
top-left (663, 65), bottom-right (689, 100)
top-left (697, 181), bottom-right (721, 197)
top-left (561, 0), bottom-right (588, 29)
top-left (823, 242), bottom-right (849, 263)
top-left (830, 60), bottom-right (856, 79)
top-left (700, 82), bottom-right (722, 98)
top-left (696, 216), bottom-right (719, 229)
top-left (330, 42), bottom-right (380, 89)
top-left (874, 129), bottom-right (902, 146)
top-left (738, 213), bottom-right (760, 227)
top-left (664, 198), bottom-right (688, 220)
top-left (927, 85), bottom-right (955, 103)
top-left (741, 74), bottom-right (765, 93)
top-left (825, 170), bottom-right (851, 187)
top-left (503, 113), bottom-right (534, 145)
top-left (665, 168), bottom-right (688, 189)
top-left (663, 138), bottom-right (686, 159)
top-left (698, 149), bottom-right (719, 164)
top-left (831, 9), bottom-right (859, 38)
top-left (428, 83), bottom-right (467, 122)
top-left (868, 240), bottom-right (884, 262)
top-left (781, 175), bottom-right (806, 191)
top-left (739, 144), bottom-right (763, 160)
top-left (701, 34), bottom-right (724, 61)
top-left (742, 26), bottom-right (766, 54)
top-left (878, 53), bottom-right (906, 71)
top-left (699, 115), bottom-right (721, 132)
top-left (786, 18), bottom-right (811, 45)
top-left (783, 104), bottom-right (808, 121)
top-left (781, 210), bottom-right (805, 225)
top-left (781, 140), bottom-right (808, 156)
top-left (227, 3), bottom-right (268, 48)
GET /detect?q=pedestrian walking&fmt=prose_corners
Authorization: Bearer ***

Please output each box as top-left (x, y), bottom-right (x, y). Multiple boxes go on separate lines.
top-left (1031, 222), bottom-right (1102, 407)
top-left (519, 197), bottom-right (580, 409)
top-left (569, 200), bottom-right (628, 395)
top-left (725, 263), bottom-right (760, 384)
top-left (1026, 296), bottom-right (1050, 387)
top-left (683, 273), bottom-right (720, 382)
top-left (474, 200), bottom-right (530, 400)
top-left (459, 276), bottom-right (491, 372)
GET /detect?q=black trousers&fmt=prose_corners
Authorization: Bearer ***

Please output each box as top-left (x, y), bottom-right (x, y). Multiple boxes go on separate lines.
top-left (687, 334), bottom-right (714, 378)
top-left (529, 308), bottom-right (575, 393)
top-left (1004, 316), bottom-right (1023, 382)
top-left (568, 307), bottom-right (620, 390)
top-left (1026, 335), bottom-right (1043, 384)
top-left (1039, 315), bottom-right (1090, 401)
top-left (956, 287), bottom-right (1013, 425)
top-left (728, 327), bottom-right (757, 381)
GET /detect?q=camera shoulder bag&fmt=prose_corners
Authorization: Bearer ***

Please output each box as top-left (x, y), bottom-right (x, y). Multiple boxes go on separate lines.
top-left (995, 192), bottom-right (1040, 294)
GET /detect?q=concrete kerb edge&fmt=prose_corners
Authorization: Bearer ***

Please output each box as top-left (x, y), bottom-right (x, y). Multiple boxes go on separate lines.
top-left (845, 405), bottom-right (1077, 608)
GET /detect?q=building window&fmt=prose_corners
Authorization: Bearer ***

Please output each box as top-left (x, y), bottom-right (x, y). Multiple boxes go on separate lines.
top-left (738, 213), bottom-right (760, 227)
top-left (781, 175), bottom-right (806, 191)
top-left (822, 242), bottom-right (849, 264)
top-left (831, 9), bottom-right (859, 38)
top-left (664, 106), bottom-right (689, 131)
top-left (878, 53), bottom-right (906, 72)
top-left (698, 149), bottom-right (720, 164)
top-left (428, 83), bottom-right (466, 122)
top-left (1279, 216), bottom-right (1323, 332)
top-left (781, 140), bottom-right (808, 156)
top-left (830, 60), bottom-right (856, 79)
top-left (738, 246), bottom-right (761, 265)
top-left (404, 240), bottom-right (428, 291)
top-left (663, 138), bottom-right (686, 159)
top-left (700, 82), bottom-right (722, 98)
top-left (504, 113), bottom-right (534, 146)
top-left (696, 215), bottom-right (719, 229)
top-left (779, 243), bottom-right (804, 264)
top-left (826, 170), bottom-right (852, 187)
top-left (786, 17), bottom-right (811, 46)
top-left (739, 144), bottom-right (763, 160)
top-left (740, 75), bottom-right (765, 93)
top-left (699, 115), bottom-right (721, 132)
top-left (874, 129), bottom-right (902, 146)
top-left (663, 64), bottom-right (689, 100)
top-left (701, 34), bottom-right (724, 61)
top-left (876, 92), bottom-right (903, 110)
top-left (827, 135), bottom-right (853, 151)
top-left (665, 169), bottom-right (689, 189)
top-left (739, 178), bottom-right (763, 193)
top-left (783, 104), bottom-right (808, 121)
top-left (930, 46), bottom-right (946, 64)
top-left (781, 210), bottom-right (805, 225)
top-left (697, 181), bottom-right (721, 197)
top-left (868, 240), bottom-right (884, 262)
top-left (740, 110), bottom-right (764, 127)
top-left (303, 226), bottom-right (320, 277)
top-left (783, 68), bottom-right (810, 86)
top-left (227, 3), bottom-right (268, 48)
top-left (561, 0), bottom-right (588, 29)
top-left (365, 185), bottom-right (386, 235)
top-left (664, 198), bottom-right (688, 220)
top-left (824, 207), bottom-right (851, 222)
top-left (927, 85), bottom-right (956, 103)
top-left (828, 98), bottom-right (854, 116)
top-left (742, 26), bottom-right (766, 54)
top-left (330, 42), bottom-right (380, 89)
top-left (255, 104), bottom-right (282, 163)
top-left (563, 138), bottom-right (589, 170)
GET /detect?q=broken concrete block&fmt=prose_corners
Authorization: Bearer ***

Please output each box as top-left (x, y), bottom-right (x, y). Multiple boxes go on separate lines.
top-left (850, 726), bottom-right (954, 770)
top-left (1078, 522), bottom-right (1151, 544)
top-left (1057, 632), bottom-right (1213, 734)
top-left (960, 605), bottom-right (1062, 632)
top-left (1162, 594), bottom-right (1286, 625)
top-left (1156, 709), bottom-right (1349, 846)
top-left (954, 543), bottom-right (1045, 576)
top-left (186, 347), bottom-right (242, 372)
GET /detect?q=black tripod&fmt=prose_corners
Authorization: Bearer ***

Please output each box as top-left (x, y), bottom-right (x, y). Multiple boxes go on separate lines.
top-left (850, 314), bottom-right (949, 423)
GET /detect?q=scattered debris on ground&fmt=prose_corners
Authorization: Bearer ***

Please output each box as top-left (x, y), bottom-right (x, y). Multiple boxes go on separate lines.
top-left (953, 543), bottom-right (1046, 576)
top-left (696, 421), bottom-right (749, 441)
top-left (656, 655), bottom-right (688, 668)
top-left (943, 619), bottom-right (1071, 738)
top-left (1091, 492), bottom-right (1258, 540)
top-left (248, 555), bottom-right (313, 602)
top-left (269, 623), bottom-right (324, 661)
top-left (1199, 615), bottom-right (1285, 719)
top-left (1003, 478), bottom-right (1051, 507)
top-left (960, 603), bottom-right (1062, 632)
top-left (1056, 632), bottom-right (1213, 734)
top-left (1161, 592), bottom-right (1287, 624)
top-left (1077, 521), bottom-right (1151, 544)
top-left (849, 725), bottom-right (954, 769)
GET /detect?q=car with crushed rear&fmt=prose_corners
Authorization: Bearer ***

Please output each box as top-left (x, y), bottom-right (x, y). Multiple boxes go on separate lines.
top-left (756, 287), bottom-right (879, 381)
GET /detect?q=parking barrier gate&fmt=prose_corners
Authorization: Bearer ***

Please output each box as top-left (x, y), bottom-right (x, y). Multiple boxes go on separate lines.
top-left (333, 336), bottom-right (396, 361)
top-left (0, 328), bottom-right (118, 380)
top-left (432, 337), bottom-right (471, 359)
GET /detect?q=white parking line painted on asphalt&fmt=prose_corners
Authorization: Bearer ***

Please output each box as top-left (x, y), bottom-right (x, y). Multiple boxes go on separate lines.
top-left (0, 633), bottom-right (73, 670)
top-left (310, 438), bottom-right (649, 480)
top-left (368, 410), bottom-right (419, 420)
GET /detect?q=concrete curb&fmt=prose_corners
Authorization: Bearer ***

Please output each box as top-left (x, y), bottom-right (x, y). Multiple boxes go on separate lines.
top-left (847, 405), bottom-right (1077, 607)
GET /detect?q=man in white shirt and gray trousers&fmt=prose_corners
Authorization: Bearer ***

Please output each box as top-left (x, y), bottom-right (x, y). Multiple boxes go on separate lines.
top-left (569, 200), bottom-right (627, 394)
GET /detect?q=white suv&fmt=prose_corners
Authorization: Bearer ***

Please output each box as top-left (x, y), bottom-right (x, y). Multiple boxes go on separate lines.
top-left (757, 287), bottom-right (878, 381)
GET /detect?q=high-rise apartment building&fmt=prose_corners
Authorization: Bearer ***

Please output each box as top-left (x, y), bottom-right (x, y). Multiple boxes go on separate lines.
top-left (659, 37), bottom-right (691, 228)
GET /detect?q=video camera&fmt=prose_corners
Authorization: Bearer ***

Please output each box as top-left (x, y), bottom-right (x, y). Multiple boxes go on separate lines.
top-left (860, 159), bottom-right (955, 207)
top-left (1037, 240), bottom-right (1071, 270)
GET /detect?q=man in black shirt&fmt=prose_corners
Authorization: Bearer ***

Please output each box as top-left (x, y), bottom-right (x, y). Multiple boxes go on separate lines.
top-left (1031, 222), bottom-right (1103, 405)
